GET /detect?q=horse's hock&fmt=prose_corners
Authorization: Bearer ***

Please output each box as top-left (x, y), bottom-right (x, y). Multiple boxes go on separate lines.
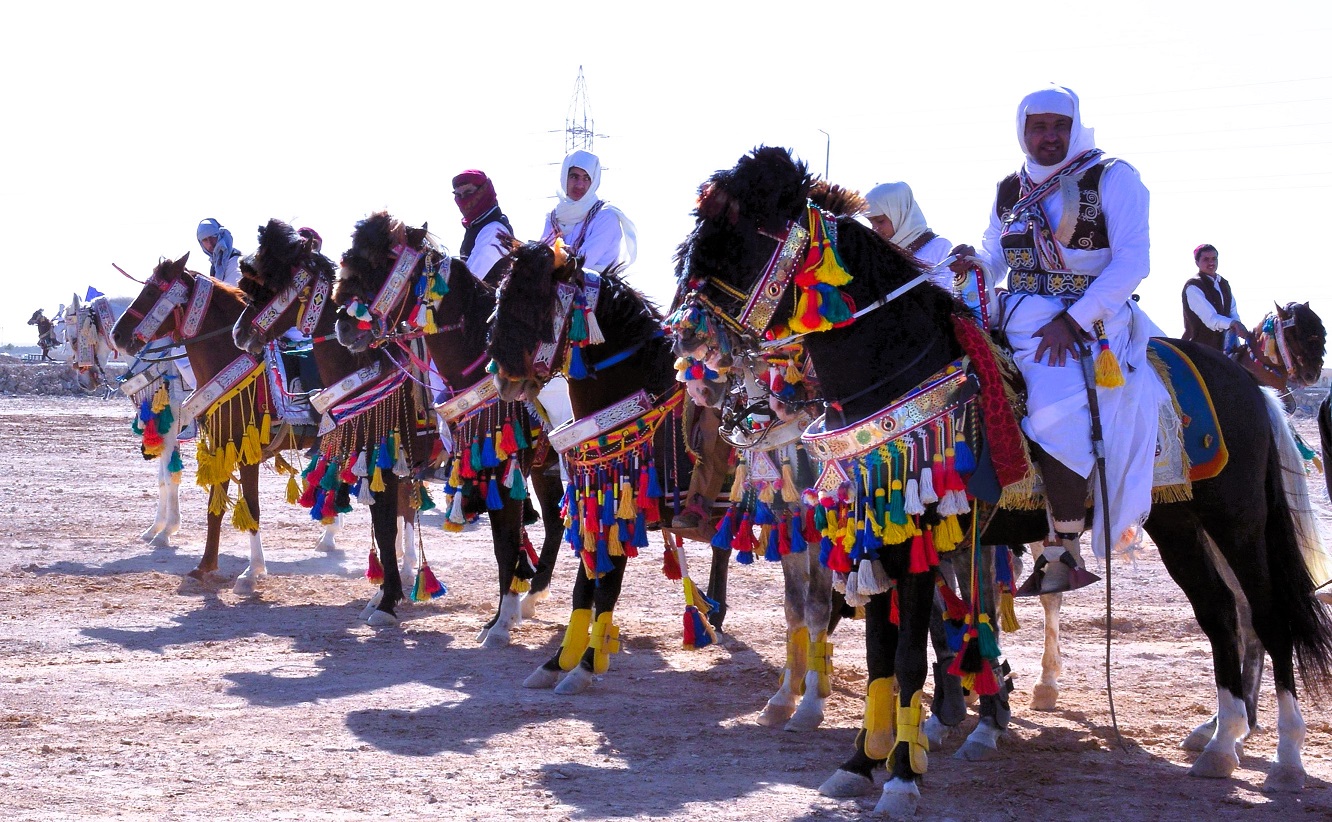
top-left (0, 357), bottom-right (123, 395)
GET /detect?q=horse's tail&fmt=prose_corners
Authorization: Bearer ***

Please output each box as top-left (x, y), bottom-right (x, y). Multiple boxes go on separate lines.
top-left (1263, 387), bottom-right (1332, 695)
top-left (1319, 392), bottom-right (1332, 500)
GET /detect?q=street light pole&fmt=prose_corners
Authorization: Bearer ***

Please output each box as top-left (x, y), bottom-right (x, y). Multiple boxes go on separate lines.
top-left (817, 129), bottom-right (831, 179)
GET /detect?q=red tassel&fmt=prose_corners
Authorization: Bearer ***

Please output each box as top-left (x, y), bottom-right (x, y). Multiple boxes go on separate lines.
top-left (923, 527), bottom-right (940, 566)
top-left (908, 532), bottom-right (929, 574)
top-left (936, 575), bottom-right (970, 622)
top-left (777, 516), bottom-right (792, 556)
top-left (972, 662), bottom-right (1000, 696)
top-left (662, 546), bottom-right (682, 580)
top-left (499, 420), bottom-right (519, 455)
top-left (366, 548), bottom-right (384, 585)
top-left (889, 587), bottom-right (900, 625)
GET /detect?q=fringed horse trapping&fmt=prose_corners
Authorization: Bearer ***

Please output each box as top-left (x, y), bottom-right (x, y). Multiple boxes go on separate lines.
top-left (665, 307), bottom-right (839, 732)
top-left (232, 217), bottom-right (434, 627)
top-left (64, 295), bottom-right (121, 392)
top-left (325, 211), bottom-right (565, 646)
top-left (676, 146), bottom-right (1332, 813)
top-left (111, 253), bottom-right (335, 595)
top-left (489, 239), bottom-right (725, 695)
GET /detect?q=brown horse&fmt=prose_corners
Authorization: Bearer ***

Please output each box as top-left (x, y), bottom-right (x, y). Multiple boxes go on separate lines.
top-left (1231, 302), bottom-right (1326, 410)
top-left (111, 254), bottom-right (334, 594)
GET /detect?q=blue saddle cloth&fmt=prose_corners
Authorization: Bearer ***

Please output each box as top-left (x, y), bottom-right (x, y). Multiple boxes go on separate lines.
top-left (1148, 338), bottom-right (1228, 481)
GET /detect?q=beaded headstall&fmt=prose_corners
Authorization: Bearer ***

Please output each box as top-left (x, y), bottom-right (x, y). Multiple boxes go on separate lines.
top-left (249, 266), bottom-right (331, 338)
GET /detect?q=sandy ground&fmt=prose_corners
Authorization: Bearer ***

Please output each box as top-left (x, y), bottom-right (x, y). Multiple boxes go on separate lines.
top-left (1, 394), bottom-right (1331, 821)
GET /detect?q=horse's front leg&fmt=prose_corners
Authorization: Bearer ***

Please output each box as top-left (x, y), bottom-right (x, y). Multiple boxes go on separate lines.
top-left (758, 551), bottom-right (810, 729)
top-left (233, 462), bottom-right (265, 595)
top-left (189, 477), bottom-right (227, 581)
top-left (1032, 591), bottom-right (1065, 710)
top-left (819, 589), bottom-right (896, 798)
top-left (365, 472), bottom-right (404, 627)
top-left (785, 549), bottom-right (836, 732)
top-left (480, 496), bottom-right (524, 649)
top-left (555, 554), bottom-right (628, 695)
top-left (875, 570), bottom-right (934, 819)
top-left (397, 481), bottom-right (419, 594)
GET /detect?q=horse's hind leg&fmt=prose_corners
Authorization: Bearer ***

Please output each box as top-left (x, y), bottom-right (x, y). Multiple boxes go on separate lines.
top-left (233, 462), bottom-right (265, 595)
top-left (785, 552), bottom-right (836, 732)
top-left (1144, 511), bottom-right (1246, 780)
top-left (757, 553), bottom-right (806, 728)
top-left (481, 497), bottom-right (524, 649)
top-left (925, 555), bottom-right (966, 747)
top-left (553, 555), bottom-right (628, 695)
top-left (1031, 591), bottom-right (1065, 710)
top-left (365, 473), bottom-right (404, 627)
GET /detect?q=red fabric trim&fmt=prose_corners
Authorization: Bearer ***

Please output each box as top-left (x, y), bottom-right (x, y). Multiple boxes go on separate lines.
top-left (951, 315), bottom-right (1028, 489)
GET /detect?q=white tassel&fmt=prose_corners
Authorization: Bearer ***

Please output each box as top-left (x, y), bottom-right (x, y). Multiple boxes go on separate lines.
top-left (352, 450), bottom-right (369, 478)
top-left (393, 449), bottom-right (409, 477)
top-left (919, 466), bottom-right (938, 505)
top-left (948, 488), bottom-right (970, 515)
top-left (857, 558), bottom-right (891, 596)
top-left (937, 488), bottom-right (958, 517)
top-left (832, 570), bottom-right (848, 596)
top-left (357, 480), bottom-right (374, 506)
top-left (449, 491), bottom-right (467, 524)
top-left (904, 478), bottom-right (924, 516)
top-left (584, 309), bottom-right (605, 346)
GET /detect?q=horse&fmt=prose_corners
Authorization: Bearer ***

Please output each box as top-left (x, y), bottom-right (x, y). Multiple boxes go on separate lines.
top-left (28, 309), bottom-right (58, 362)
top-left (489, 239), bottom-right (728, 695)
top-left (674, 146), bottom-right (1332, 816)
top-left (324, 212), bottom-right (565, 648)
top-left (1232, 302), bottom-right (1326, 412)
top-left (111, 254), bottom-right (340, 595)
top-left (664, 315), bottom-right (840, 731)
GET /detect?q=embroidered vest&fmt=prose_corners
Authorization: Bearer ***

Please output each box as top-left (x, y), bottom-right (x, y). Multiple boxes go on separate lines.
top-left (1181, 275), bottom-right (1234, 350)
top-left (997, 161), bottom-right (1110, 298)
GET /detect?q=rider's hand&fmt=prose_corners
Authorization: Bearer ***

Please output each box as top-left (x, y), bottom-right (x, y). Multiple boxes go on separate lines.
top-left (948, 244), bottom-right (976, 275)
top-left (1230, 319), bottom-right (1254, 344)
top-left (1033, 312), bottom-right (1093, 367)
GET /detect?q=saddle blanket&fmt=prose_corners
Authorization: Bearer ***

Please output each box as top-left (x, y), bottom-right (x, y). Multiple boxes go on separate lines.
top-left (1148, 338), bottom-right (1228, 486)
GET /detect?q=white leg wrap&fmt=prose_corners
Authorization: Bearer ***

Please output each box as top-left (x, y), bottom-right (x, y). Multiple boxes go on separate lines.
top-left (1265, 689), bottom-right (1307, 793)
top-left (1191, 689), bottom-right (1244, 779)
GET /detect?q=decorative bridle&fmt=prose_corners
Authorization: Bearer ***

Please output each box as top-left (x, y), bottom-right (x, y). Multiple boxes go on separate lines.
top-left (1239, 307), bottom-right (1319, 388)
top-left (247, 264), bottom-right (331, 340)
top-left (120, 265), bottom-right (219, 345)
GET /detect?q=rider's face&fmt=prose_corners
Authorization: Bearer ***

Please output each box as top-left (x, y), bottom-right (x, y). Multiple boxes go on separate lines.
top-left (1024, 113), bottom-right (1073, 166)
top-left (566, 167), bottom-right (592, 201)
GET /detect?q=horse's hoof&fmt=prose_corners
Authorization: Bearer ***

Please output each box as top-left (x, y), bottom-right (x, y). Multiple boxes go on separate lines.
top-left (818, 769), bottom-right (875, 798)
top-left (1263, 763), bottom-right (1306, 793)
top-left (520, 588), bottom-right (549, 620)
top-left (232, 575), bottom-right (258, 596)
top-left (956, 718), bottom-right (1001, 761)
top-left (148, 532), bottom-right (173, 550)
top-left (553, 666), bottom-right (594, 695)
top-left (475, 625), bottom-right (491, 644)
top-left (139, 526), bottom-right (159, 543)
top-left (1181, 716), bottom-right (1218, 752)
top-left (186, 568), bottom-right (227, 585)
top-left (874, 778), bottom-right (920, 820)
top-left (481, 628), bottom-right (511, 649)
top-left (358, 591), bottom-right (384, 622)
top-left (756, 701), bottom-right (795, 729)
top-left (1031, 683), bottom-right (1059, 711)
top-left (783, 703), bottom-right (824, 733)
top-left (315, 534), bottom-right (338, 553)
top-left (924, 715), bottom-right (957, 748)
top-left (522, 666), bottom-right (561, 689)
top-left (366, 609), bottom-right (399, 628)
top-left (1190, 749), bottom-right (1240, 779)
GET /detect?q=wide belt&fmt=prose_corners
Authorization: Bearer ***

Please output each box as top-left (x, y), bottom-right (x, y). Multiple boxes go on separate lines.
top-left (1008, 268), bottom-right (1094, 299)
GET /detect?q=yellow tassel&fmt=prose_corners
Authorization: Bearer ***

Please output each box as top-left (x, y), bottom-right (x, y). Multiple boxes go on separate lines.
top-left (448, 458), bottom-right (463, 488)
top-left (370, 466), bottom-right (385, 493)
top-left (151, 384), bottom-right (170, 413)
top-left (616, 479), bottom-right (636, 519)
top-left (423, 306), bottom-right (438, 334)
top-left (509, 576), bottom-right (531, 594)
top-left (729, 459), bottom-right (748, 501)
top-left (240, 425), bottom-right (261, 465)
top-left (780, 460), bottom-right (800, 503)
top-left (608, 527), bottom-right (625, 556)
top-left (758, 482), bottom-right (775, 505)
top-left (232, 496), bottom-right (259, 532)
top-left (999, 590), bottom-right (1020, 632)
top-left (1095, 347), bottom-right (1126, 388)
top-left (222, 442), bottom-right (239, 478)
top-left (208, 484), bottom-right (228, 517)
top-left (286, 474), bottom-right (301, 505)
top-left (273, 452), bottom-right (293, 476)
top-left (785, 360), bottom-right (802, 385)
top-left (259, 413), bottom-right (272, 445)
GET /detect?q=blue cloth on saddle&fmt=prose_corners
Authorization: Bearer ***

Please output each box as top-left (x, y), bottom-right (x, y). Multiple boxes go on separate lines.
top-left (1148, 338), bottom-right (1228, 481)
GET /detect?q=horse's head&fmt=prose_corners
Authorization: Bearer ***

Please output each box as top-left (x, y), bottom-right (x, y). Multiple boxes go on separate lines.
top-left (111, 253), bottom-right (196, 356)
top-left (233, 219), bottom-right (336, 356)
top-left (27, 309), bottom-right (45, 326)
top-left (1279, 301), bottom-right (1326, 386)
top-left (488, 239), bottom-right (586, 403)
top-left (333, 211), bottom-right (435, 353)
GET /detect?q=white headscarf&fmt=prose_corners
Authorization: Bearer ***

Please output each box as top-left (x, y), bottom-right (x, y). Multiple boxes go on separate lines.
top-left (553, 149), bottom-right (602, 230)
top-left (864, 181), bottom-right (930, 248)
top-left (1016, 85), bottom-right (1097, 183)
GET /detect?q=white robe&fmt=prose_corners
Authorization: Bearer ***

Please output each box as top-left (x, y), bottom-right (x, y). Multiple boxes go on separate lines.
top-left (982, 160), bottom-right (1169, 554)
top-left (464, 221), bottom-right (509, 281)
top-left (541, 202), bottom-right (635, 274)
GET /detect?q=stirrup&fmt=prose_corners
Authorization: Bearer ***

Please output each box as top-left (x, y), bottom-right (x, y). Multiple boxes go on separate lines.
top-left (1015, 551), bottom-right (1100, 596)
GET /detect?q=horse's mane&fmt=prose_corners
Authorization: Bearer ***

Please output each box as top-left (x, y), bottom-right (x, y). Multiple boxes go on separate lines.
top-left (335, 211), bottom-right (432, 305)
top-left (239, 218), bottom-right (337, 301)
top-left (490, 240), bottom-right (662, 377)
top-left (440, 255), bottom-right (496, 360)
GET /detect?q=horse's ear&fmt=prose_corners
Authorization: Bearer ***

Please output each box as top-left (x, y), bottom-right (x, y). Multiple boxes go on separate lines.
top-left (177, 252), bottom-right (190, 269)
top-left (1276, 301), bottom-right (1288, 317)
top-left (498, 232), bottom-right (522, 254)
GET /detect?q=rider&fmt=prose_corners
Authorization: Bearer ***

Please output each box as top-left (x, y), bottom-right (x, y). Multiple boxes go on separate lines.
top-left (540, 149), bottom-right (638, 274)
top-left (452, 170), bottom-right (514, 285)
top-left (864, 181), bottom-right (954, 290)
top-left (196, 218), bottom-right (242, 286)
top-left (1182, 244), bottom-right (1251, 352)
top-left (953, 84), bottom-right (1169, 594)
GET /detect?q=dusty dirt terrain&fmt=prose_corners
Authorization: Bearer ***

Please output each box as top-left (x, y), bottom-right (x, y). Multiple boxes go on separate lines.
top-left (2, 392), bottom-right (1331, 821)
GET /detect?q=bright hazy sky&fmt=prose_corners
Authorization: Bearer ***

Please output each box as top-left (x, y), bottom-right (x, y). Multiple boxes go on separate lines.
top-left (3, 1), bottom-right (1330, 345)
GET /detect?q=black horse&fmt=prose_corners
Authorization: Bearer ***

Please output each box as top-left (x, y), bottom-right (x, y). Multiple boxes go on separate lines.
top-left (28, 309), bottom-right (57, 361)
top-left (675, 146), bottom-right (1332, 815)
top-left (326, 212), bottom-right (566, 647)
top-left (490, 239), bottom-right (729, 694)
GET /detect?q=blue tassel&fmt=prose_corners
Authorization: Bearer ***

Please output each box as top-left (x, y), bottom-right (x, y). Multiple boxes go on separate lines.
top-left (139, 398), bottom-right (153, 420)
top-left (944, 619), bottom-right (967, 653)
top-left (754, 500), bottom-right (777, 526)
top-left (764, 527), bottom-right (781, 562)
top-left (595, 537), bottom-right (614, 573)
top-left (954, 436), bottom-right (976, 475)
top-left (995, 545), bottom-right (1014, 586)
top-left (376, 442), bottom-right (393, 470)
top-left (481, 434), bottom-right (499, 468)
top-left (850, 524), bottom-right (867, 562)
top-left (711, 508), bottom-right (736, 550)
top-left (567, 346), bottom-right (589, 380)
top-left (789, 518), bottom-right (807, 553)
top-left (736, 548), bottom-right (754, 565)
top-left (617, 519), bottom-right (631, 544)
top-left (309, 490), bottom-right (325, 521)
top-left (819, 536), bottom-right (833, 567)
top-left (564, 521), bottom-right (579, 547)
top-left (647, 464), bottom-right (662, 498)
top-left (486, 477), bottom-right (503, 510)
top-left (688, 607), bottom-right (713, 649)
top-left (633, 510), bottom-right (650, 547)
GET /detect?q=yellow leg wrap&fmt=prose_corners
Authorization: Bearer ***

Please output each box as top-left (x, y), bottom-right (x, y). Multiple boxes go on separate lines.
top-left (896, 688), bottom-right (929, 774)
top-left (588, 611), bottom-right (621, 675)
top-left (783, 626), bottom-right (810, 696)
top-left (809, 633), bottom-right (833, 698)
top-left (863, 676), bottom-right (897, 760)
top-left (558, 608), bottom-right (592, 671)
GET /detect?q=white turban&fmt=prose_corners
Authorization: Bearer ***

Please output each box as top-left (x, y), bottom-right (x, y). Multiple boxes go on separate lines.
top-left (864, 181), bottom-right (930, 248)
top-left (553, 149), bottom-right (603, 231)
top-left (1016, 85), bottom-right (1097, 183)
